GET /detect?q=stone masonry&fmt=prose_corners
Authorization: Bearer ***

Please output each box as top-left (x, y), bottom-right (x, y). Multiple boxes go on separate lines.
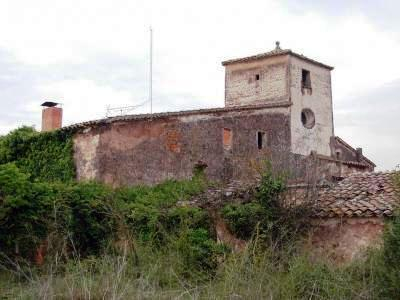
top-left (61, 42), bottom-right (374, 187)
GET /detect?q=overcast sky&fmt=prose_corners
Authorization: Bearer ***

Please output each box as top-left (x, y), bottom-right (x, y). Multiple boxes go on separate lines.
top-left (0, 0), bottom-right (399, 170)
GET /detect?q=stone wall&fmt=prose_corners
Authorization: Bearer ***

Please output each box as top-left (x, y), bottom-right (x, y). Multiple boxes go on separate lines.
top-left (307, 218), bottom-right (384, 263)
top-left (289, 56), bottom-right (334, 157)
top-left (224, 55), bottom-right (290, 107)
top-left (73, 106), bottom-right (293, 186)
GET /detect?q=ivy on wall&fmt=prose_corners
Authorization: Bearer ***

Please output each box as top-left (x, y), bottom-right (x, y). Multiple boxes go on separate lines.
top-left (0, 126), bottom-right (75, 182)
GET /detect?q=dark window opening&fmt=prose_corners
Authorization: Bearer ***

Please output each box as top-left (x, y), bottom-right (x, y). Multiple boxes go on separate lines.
top-left (301, 108), bottom-right (315, 129)
top-left (257, 131), bottom-right (265, 149)
top-left (332, 175), bottom-right (345, 182)
top-left (335, 150), bottom-right (341, 160)
top-left (255, 74), bottom-right (260, 81)
top-left (301, 69), bottom-right (311, 89)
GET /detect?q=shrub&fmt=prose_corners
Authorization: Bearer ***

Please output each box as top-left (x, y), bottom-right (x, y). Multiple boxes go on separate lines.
top-left (256, 161), bottom-right (286, 213)
top-left (221, 202), bottom-right (267, 240)
top-left (221, 161), bottom-right (310, 246)
top-left (175, 228), bottom-right (226, 278)
top-left (0, 126), bottom-right (74, 182)
top-left (0, 163), bottom-right (60, 258)
top-left (374, 172), bottom-right (400, 298)
top-left (380, 215), bottom-right (400, 297)
top-left (0, 159), bottom-right (211, 264)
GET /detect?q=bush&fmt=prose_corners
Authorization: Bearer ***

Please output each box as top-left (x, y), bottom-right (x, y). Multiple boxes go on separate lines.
top-left (0, 126), bottom-right (74, 182)
top-left (221, 161), bottom-right (310, 246)
top-left (221, 202), bottom-right (267, 239)
top-left (379, 214), bottom-right (400, 298)
top-left (0, 160), bottom-right (213, 269)
top-left (0, 163), bottom-right (61, 258)
top-left (175, 228), bottom-right (226, 278)
top-left (373, 172), bottom-right (400, 298)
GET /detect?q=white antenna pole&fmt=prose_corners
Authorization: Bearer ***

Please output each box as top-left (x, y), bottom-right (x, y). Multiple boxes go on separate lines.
top-left (149, 26), bottom-right (153, 114)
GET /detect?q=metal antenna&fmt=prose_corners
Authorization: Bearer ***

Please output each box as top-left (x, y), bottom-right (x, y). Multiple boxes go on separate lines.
top-left (149, 26), bottom-right (153, 114)
top-left (104, 27), bottom-right (153, 118)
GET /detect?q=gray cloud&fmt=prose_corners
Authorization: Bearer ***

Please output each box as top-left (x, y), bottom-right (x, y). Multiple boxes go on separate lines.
top-left (335, 79), bottom-right (400, 170)
top-left (0, 0), bottom-right (398, 172)
top-left (284, 0), bottom-right (400, 32)
top-left (0, 50), bottom-right (42, 130)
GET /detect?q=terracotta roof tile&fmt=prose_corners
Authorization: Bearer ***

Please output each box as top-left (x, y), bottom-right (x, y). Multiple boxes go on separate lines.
top-left (313, 172), bottom-right (400, 218)
top-left (61, 101), bottom-right (292, 132)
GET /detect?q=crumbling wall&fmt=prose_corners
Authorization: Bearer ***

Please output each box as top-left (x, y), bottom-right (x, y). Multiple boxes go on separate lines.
top-left (307, 217), bottom-right (384, 263)
top-left (73, 107), bottom-right (292, 186)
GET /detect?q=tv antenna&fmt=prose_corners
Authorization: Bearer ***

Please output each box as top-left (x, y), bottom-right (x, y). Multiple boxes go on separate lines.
top-left (105, 26), bottom-right (154, 118)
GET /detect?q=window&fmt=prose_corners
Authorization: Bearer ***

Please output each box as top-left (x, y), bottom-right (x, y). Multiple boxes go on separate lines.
top-left (223, 128), bottom-right (232, 150)
top-left (335, 150), bottom-right (342, 160)
top-left (257, 131), bottom-right (265, 149)
top-left (301, 108), bottom-right (315, 129)
top-left (255, 74), bottom-right (260, 81)
top-left (301, 69), bottom-right (311, 89)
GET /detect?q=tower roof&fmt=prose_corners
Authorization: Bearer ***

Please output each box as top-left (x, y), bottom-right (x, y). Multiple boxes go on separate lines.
top-left (221, 41), bottom-right (334, 70)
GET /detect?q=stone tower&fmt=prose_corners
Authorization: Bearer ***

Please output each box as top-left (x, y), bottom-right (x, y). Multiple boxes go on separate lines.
top-left (222, 42), bottom-right (334, 157)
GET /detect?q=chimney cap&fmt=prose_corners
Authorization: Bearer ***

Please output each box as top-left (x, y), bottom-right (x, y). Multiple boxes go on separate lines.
top-left (41, 101), bottom-right (60, 108)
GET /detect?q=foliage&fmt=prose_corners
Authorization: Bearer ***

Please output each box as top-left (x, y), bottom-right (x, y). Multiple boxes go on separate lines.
top-left (0, 163), bottom-right (62, 258)
top-left (256, 161), bottom-right (286, 211)
top-left (1, 128), bottom-right (400, 298)
top-left (0, 160), bottom-right (218, 276)
top-left (0, 242), bottom-right (383, 299)
top-left (221, 202), bottom-right (267, 239)
top-left (376, 172), bottom-right (400, 298)
top-left (0, 126), bottom-right (75, 182)
top-left (222, 161), bottom-right (310, 246)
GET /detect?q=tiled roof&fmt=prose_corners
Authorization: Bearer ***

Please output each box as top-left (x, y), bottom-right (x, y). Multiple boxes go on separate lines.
top-left (314, 172), bottom-right (400, 218)
top-left (61, 101), bottom-right (292, 132)
top-left (221, 48), bottom-right (334, 70)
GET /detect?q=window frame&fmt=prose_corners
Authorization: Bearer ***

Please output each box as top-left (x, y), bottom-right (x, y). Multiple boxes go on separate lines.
top-left (301, 69), bottom-right (311, 89)
top-left (223, 128), bottom-right (233, 151)
top-left (257, 131), bottom-right (266, 150)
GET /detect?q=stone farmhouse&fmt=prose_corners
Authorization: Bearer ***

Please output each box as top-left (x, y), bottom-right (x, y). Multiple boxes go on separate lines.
top-left (40, 42), bottom-right (400, 261)
top-left (42, 42), bottom-right (375, 187)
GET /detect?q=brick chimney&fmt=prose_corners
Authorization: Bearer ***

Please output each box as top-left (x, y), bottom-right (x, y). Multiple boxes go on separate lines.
top-left (41, 102), bottom-right (62, 132)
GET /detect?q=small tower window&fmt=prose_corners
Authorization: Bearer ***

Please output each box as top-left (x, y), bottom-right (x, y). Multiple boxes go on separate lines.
top-left (301, 69), bottom-right (311, 89)
top-left (255, 74), bottom-right (260, 81)
top-left (301, 108), bottom-right (315, 129)
top-left (257, 131), bottom-right (265, 149)
top-left (335, 150), bottom-right (342, 160)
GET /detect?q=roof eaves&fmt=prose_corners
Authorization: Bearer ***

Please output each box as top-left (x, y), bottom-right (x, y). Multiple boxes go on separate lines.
top-left (61, 101), bottom-right (292, 132)
top-left (221, 49), bottom-right (334, 70)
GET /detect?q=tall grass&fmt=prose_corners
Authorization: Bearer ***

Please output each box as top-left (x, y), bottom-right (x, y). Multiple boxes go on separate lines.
top-left (1, 237), bottom-right (385, 299)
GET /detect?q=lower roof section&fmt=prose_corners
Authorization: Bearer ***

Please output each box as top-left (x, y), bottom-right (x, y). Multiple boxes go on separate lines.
top-left (61, 101), bottom-right (292, 132)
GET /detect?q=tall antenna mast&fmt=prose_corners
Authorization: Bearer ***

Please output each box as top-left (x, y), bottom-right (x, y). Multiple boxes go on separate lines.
top-left (149, 26), bottom-right (153, 114)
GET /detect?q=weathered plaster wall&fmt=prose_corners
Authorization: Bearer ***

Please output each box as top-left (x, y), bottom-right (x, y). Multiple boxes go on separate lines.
top-left (316, 155), bottom-right (371, 181)
top-left (73, 106), bottom-right (293, 186)
top-left (74, 131), bottom-right (100, 181)
top-left (308, 218), bottom-right (384, 262)
top-left (289, 56), bottom-right (334, 157)
top-left (224, 55), bottom-right (290, 107)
